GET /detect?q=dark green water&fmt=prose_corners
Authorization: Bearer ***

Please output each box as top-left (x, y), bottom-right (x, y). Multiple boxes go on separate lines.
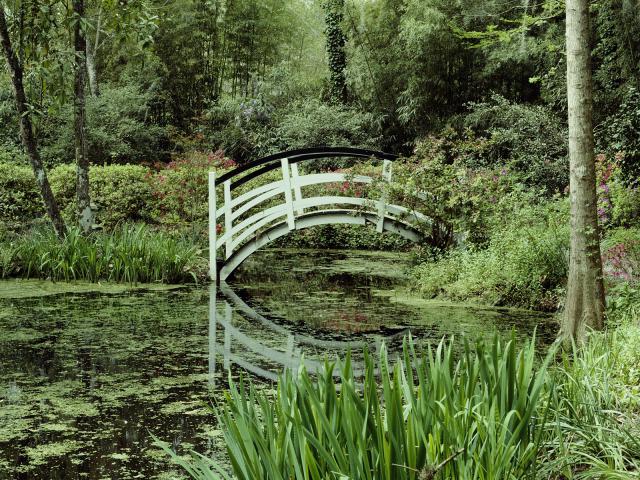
top-left (0, 249), bottom-right (556, 479)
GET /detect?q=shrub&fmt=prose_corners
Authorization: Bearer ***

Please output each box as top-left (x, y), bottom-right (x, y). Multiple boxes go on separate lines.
top-left (203, 98), bottom-right (267, 164)
top-left (38, 83), bottom-right (168, 166)
top-left (49, 164), bottom-right (153, 229)
top-left (602, 227), bottom-right (640, 282)
top-left (148, 150), bottom-right (236, 227)
top-left (412, 200), bottom-right (569, 310)
top-left (273, 99), bottom-right (380, 168)
top-left (203, 98), bottom-right (381, 167)
top-left (599, 87), bottom-right (640, 184)
top-left (463, 95), bottom-right (568, 194)
top-left (389, 146), bottom-right (519, 249)
top-left (0, 163), bottom-right (44, 227)
top-left (607, 282), bottom-right (640, 326)
top-left (595, 154), bottom-right (640, 228)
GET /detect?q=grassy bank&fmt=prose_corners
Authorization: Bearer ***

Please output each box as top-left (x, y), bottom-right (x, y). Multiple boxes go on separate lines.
top-left (161, 325), bottom-right (640, 479)
top-left (0, 224), bottom-right (207, 284)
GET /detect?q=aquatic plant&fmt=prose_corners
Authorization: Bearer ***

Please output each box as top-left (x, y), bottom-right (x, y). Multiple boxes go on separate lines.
top-left (161, 328), bottom-right (640, 479)
top-left (159, 334), bottom-right (555, 479)
top-left (2, 224), bottom-right (206, 283)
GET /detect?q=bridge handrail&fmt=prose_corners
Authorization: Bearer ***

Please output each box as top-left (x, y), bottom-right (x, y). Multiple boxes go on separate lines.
top-left (216, 146), bottom-right (398, 190)
top-left (209, 147), bottom-right (424, 281)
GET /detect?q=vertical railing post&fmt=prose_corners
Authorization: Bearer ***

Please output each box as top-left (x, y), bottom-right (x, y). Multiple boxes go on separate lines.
top-left (376, 159), bottom-right (393, 232)
top-left (281, 158), bottom-right (296, 230)
top-left (224, 180), bottom-right (233, 259)
top-left (291, 162), bottom-right (304, 215)
top-left (208, 172), bottom-right (216, 281)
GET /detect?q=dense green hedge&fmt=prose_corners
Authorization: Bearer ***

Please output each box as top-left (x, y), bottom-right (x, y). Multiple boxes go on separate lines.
top-left (0, 163), bottom-right (153, 230)
top-left (49, 164), bottom-right (153, 228)
top-left (0, 163), bottom-right (44, 227)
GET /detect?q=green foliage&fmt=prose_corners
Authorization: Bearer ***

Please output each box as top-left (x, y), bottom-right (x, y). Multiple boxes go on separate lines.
top-left (413, 200), bottom-right (569, 310)
top-left (203, 98), bottom-right (273, 164)
top-left (279, 224), bottom-right (411, 251)
top-left (0, 224), bottom-right (206, 283)
top-left (160, 334), bottom-right (553, 480)
top-left (323, 0), bottom-right (348, 104)
top-left (0, 163), bottom-right (44, 227)
top-left (592, 1), bottom-right (640, 123)
top-left (599, 88), bottom-right (640, 184)
top-left (389, 143), bottom-right (518, 249)
top-left (609, 175), bottom-right (640, 227)
top-left (160, 326), bottom-right (640, 479)
top-left (38, 83), bottom-right (168, 166)
top-left (273, 99), bottom-right (379, 165)
top-left (204, 97), bottom-right (379, 166)
top-left (607, 282), bottom-right (640, 326)
top-left (49, 164), bottom-right (153, 229)
top-left (463, 95), bottom-right (568, 194)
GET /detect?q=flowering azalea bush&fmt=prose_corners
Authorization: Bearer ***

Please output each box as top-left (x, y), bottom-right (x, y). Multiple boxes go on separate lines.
top-left (148, 150), bottom-right (236, 227)
top-left (602, 228), bottom-right (640, 283)
top-left (387, 139), bottom-right (517, 249)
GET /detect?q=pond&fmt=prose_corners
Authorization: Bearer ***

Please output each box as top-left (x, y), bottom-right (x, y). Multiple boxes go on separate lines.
top-left (0, 249), bottom-right (557, 479)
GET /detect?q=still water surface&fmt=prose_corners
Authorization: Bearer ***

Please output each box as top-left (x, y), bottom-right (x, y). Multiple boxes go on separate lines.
top-left (0, 249), bottom-right (556, 479)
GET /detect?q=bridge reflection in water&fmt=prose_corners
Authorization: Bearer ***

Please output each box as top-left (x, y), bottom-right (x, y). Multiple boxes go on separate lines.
top-left (207, 282), bottom-right (409, 387)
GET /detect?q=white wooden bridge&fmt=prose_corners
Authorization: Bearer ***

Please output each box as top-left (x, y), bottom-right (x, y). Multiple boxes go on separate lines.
top-left (209, 147), bottom-right (428, 281)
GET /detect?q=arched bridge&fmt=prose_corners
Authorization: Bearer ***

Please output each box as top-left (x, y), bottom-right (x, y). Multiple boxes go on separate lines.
top-left (209, 147), bottom-right (429, 281)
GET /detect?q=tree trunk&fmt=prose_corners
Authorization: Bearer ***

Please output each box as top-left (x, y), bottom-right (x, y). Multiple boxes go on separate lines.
top-left (0, 7), bottom-right (66, 238)
top-left (562, 0), bottom-right (606, 341)
top-left (74, 0), bottom-right (94, 233)
top-left (86, 7), bottom-right (101, 97)
top-left (323, 0), bottom-right (348, 104)
top-left (86, 39), bottom-right (99, 96)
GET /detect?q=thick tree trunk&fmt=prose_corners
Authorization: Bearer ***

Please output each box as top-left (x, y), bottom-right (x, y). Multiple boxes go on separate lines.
top-left (324, 0), bottom-right (348, 104)
top-left (562, 0), bottom-right (606, 341)
top-left (0, 7), bottom-right (66, 238)
top-left (74, 0), bottom-right (94, 233)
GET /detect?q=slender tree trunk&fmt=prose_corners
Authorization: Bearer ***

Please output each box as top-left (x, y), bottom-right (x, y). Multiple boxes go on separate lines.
top-left (86, 39), bottom-right (99, 96)
top-left (0, 7), bottom-right (66, 238)
top-left (86, 6), bottom-right (101, 97)
top-left (562, 0), bottom-right (606, 341)
top-left (74, 0), bottom-right (94, 233)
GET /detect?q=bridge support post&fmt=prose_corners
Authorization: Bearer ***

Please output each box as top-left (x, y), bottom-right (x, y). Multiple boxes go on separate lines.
top-left (281, 158), bottom-right (296, 230)
top-left (376, 159), bottom-right (393, 232)
top-left (208, 171), bottom-right (216, 281)
top-left (224, 180), bottom-right (233, 259)
top-left (291, 163), bottom-right (304, 215)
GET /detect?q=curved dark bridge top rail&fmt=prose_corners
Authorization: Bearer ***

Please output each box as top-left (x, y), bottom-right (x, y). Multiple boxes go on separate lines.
top-left (209, 146), bottom-right (426, 282)
top-left (216, 147), bottom-right (398, 190)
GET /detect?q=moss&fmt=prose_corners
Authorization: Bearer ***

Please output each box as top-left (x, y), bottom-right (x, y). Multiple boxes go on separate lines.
top-left (26, 440), bottom-right (83, 466)
top-left (110, 452), bottom-right (130, 461)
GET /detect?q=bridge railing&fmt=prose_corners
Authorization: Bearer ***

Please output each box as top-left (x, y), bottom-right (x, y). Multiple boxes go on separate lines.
top-left (209, 147), bottom-right (428, 281)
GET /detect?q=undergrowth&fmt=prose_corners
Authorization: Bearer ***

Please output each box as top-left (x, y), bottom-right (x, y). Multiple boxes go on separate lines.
top-left (159, 331), bottom-right (640, 479)
top-left (0, 224), bottom-right (207, 283)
